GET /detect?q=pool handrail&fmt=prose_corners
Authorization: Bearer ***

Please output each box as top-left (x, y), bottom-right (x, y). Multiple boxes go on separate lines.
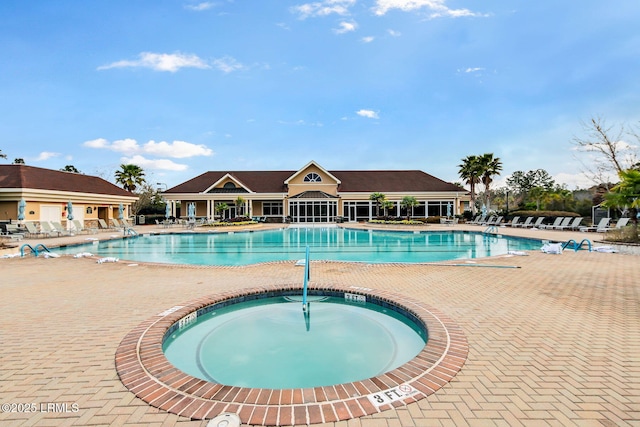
top-left (302, 245), bottom-right (310, 312)
top-left (20, 243), bottom-right (51, 257)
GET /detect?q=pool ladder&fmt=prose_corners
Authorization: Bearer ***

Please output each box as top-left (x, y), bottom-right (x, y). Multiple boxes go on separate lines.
top-left (562, 239), bottom-right (592, 252)
top-left (124, 227), bottom-right (138, 236)
top-left (20, 243), bottom-right (51, 257)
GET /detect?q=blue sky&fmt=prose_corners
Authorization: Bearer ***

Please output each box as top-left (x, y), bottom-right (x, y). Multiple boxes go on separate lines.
top-left (1, 0), bottom-right (639, 190)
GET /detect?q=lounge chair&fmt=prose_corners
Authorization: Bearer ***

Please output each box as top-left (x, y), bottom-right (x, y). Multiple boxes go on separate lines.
top-left (603, 217), bottom-right (630, 232)
top-left (525, 217), bottom-right (545, 228)
top-left (23, 222), bottom-right (45, 238)
top-left (505, 216), bottom-right (520, 227)
top-left (558, 217), bottom-right (583, 231)
top-left (50, 221), bottom-right (72, 236)
top-left (121, 218), bottom-right (133, 228)
top-left (72, 219), bottom-right (97, 234)
top-left (480, 215), bottom-right (495, 226)
top-left (489, 216), bottom-right (503, 226)
top-left (470, 215), bottom-right (486, 225)
top-left (98, 218), bottom-right (114, 230)
top-left (579, 217), bottom-right (611, 232)
top-left (552, 217), bottom-right (573, 230)
top-left (540, 217), bottom-right (564, 230)
top-left (40, 221), bottom-right (60, 236)
top-left (513, 217), bottom-right (533, 228)
top-left (111, 218), bottom-right (123, 229)
top-left (1, 224), bottom-right (24, 240)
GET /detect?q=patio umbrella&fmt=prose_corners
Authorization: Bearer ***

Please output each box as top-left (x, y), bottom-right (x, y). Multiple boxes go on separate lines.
top-left (188, 202), bottom-right (196, 220)
top-left (446, 203), bottom-right (452, 218)
top-left (18, 198), bottom-right (26, 221)
top-left (165, 202), bottom-right (171, 219)
top-left (119, 203), bottom-right (124, 220)
top-left (481, 204), bottom-right (487, 217)
top-left (67, 201), bottom-right (74, 221)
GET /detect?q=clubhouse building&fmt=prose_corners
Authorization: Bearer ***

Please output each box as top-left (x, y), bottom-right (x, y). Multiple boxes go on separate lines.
top-left (164, 161), bottom-right (469, 223)
top-left (0, 164), bottom-right (137, 228)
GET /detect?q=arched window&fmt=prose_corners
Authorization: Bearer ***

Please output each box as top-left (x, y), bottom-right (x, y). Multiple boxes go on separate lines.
top-left (223, 182), bottom-right (237, 189)
top-left (303, 173), bottom-right (322, 183)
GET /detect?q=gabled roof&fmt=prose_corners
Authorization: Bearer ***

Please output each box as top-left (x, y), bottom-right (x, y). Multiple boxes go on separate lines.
top-left (204, 173), bottom-right (254, 194)
top-left (167, 171), bottom-right (292, 194)
top-left (285, 160), bottom-right (341, 185)
top-left (0, 164), bottom-right (135, 197)
top-left (167, 168), bottom-right (464, 194)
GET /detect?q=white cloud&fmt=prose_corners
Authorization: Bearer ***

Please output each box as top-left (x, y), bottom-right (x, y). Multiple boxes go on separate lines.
top-left (291, 0), bottom-right (356, 19)
top-left (35, 151), bottom-right (60, 161)
top-left (463, 67), bottom-right (484, 73)
top-left (552, 172), bottom-right (596, 190)
top-left (334, 21), bottom-right (358, 34)
top-left (83, 138), bottom-right (109, 149)
top-left (387, 29), bottom-right (401, 37)
top-left (120, 155), bottom-right (189, 171)
top-left (356, 109), bottom-right (379, 119)
top-left (361, 36), bottom-right (375, 43)
top-left (98, 52), bottom-right (210, 73)
top-left (83, 138), bottom-right (213, 159)
top-left (184, 2), bottom-right (217, 11)
top-left (143, 140), bottom-right (214, 158)
top-left (211, 56), bottom-right (245, 73)
top-left (373, 0), bottom-right (486, 19)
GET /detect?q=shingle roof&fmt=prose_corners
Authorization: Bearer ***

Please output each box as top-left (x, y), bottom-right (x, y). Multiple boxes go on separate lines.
top-left (167, 169), bottom-right (464, 194)
top-left (0, 164), bottom-right (134, 197)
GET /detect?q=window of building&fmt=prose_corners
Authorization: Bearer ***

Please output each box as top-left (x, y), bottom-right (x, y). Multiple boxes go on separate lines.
top-left (223, 182), bottom-right (237, 189)
top-left (263, 201), bottom-right (283, 216)
top-left (303, 173), bottom-right (322, 183)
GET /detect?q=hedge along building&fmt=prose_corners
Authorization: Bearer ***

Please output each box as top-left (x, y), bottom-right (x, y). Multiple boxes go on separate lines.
top-left (0, 164), bottom-right (138, 228)
top-left (163, 160), bottom-right (469, 223)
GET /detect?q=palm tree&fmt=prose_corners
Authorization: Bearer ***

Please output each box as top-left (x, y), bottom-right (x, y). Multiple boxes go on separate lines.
top-left (381, 200), bottom-right (394, 217)
top-left (235, 196), bottom-right (246, 218)
top-left (400, 196), bottom-right (419, 220)
top-left (369, 192), bottom-right (386, 217)
top-left (115, 164), bottom-right (145, 192)
top-left (215, 202), bottom-right (229, 220)
top-left (458, 155), bottom-right (482, 214)
top-left (0, 149), bottom-right (6, 159)
top-left (477, 153), bottom-right (503, 210)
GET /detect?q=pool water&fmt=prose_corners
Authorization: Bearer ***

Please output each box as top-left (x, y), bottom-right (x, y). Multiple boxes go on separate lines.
top-left (162, 296), bottom-right (427, 389)
top-left (53, 228), bottom-right (541, 265)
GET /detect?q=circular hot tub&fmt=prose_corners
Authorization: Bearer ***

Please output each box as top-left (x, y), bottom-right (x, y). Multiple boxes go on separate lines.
top-left (116, 285), bottom-right (468, 425)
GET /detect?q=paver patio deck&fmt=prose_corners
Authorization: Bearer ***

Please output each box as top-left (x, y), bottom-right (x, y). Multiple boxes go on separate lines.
top-left (1, 223), bottom-right (638, 426)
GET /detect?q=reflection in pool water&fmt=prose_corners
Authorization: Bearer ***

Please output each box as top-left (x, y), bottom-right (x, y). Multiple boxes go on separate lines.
top-left (53, 227), bottom-right (541, 265)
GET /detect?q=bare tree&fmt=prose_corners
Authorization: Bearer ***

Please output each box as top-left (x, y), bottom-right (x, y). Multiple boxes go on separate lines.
top-left (572, 116), bottom-right (639, 186)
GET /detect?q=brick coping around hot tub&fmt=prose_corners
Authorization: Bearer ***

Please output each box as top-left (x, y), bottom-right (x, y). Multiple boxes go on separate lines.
top-left (115, 284), bottom-right (468, 426)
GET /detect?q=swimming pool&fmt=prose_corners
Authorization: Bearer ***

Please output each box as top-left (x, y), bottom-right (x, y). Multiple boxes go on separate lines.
top-left (54, 227), bottom-right (542, 265)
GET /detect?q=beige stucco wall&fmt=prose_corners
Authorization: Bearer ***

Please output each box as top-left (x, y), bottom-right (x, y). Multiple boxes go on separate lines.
top-left (286, 165), bottom-right (339, 196)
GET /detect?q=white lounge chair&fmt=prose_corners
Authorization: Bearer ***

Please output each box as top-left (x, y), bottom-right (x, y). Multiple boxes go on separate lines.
top-left (505, 216), bottom-right (521, 227)
top-left (513, 217), bottom-right (533, 228)
top-left (50, 221), bottom-right (72, 236)
top-left (540, 217), bottom-right (564, 230)
top-left (552, 217), bottom-right (573, 230)
top-left (525, 217), bottom-right (546, 228)
top-left (558, 217), bottom-right (583, 231)
top-left (579, 217), bottom-right (611, 232)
